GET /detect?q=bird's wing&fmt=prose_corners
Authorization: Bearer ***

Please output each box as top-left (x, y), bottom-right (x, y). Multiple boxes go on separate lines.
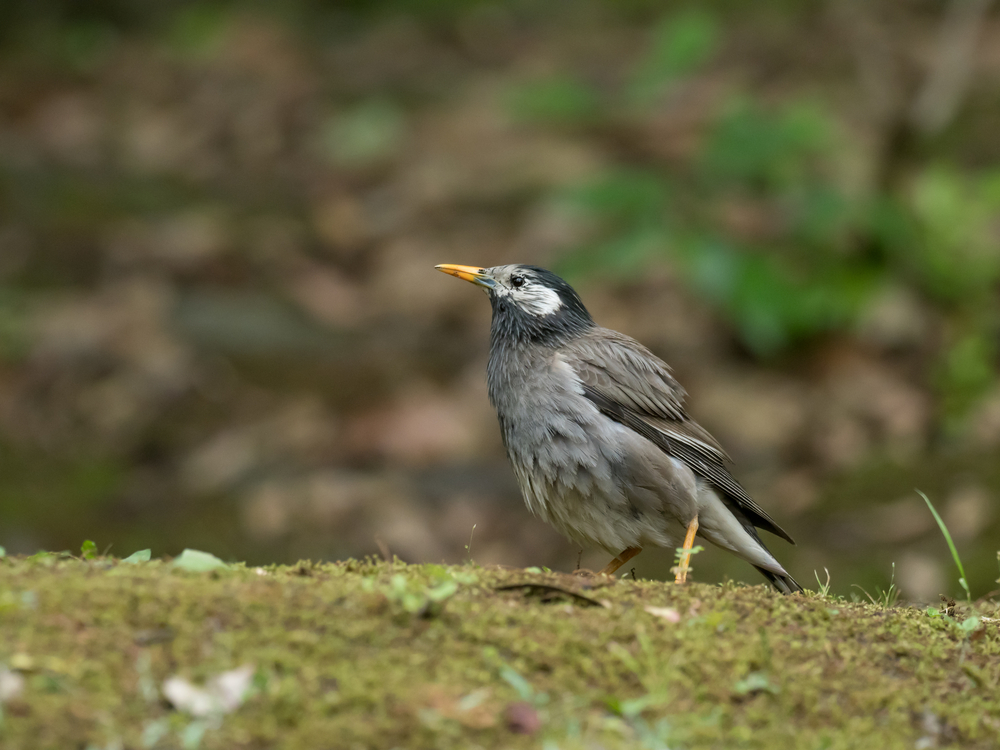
top-left (564, 329), bottom-right (690, 422)
top-left (564, 328), bottom-right (795, 544)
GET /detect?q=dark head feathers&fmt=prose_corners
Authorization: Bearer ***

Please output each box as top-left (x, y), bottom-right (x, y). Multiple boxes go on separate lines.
top-left (519, 265), bottom-right (592, 318)
top-left (487, 265), bottom-right (595, 347)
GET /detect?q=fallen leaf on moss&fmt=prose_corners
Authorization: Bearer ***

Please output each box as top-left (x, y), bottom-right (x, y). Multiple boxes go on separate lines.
top-left (0, 668), bottom-right (24, 702)
top-left (421, 685), bottom-right (497, 729)
top-left (122, 549), bottom-right (152, 564)
top-left (163, 664), bottom-right (255, 717)
top-left (504, 701), bottom-right (540, 734)
top-left (644, 606), bottom-right (681, 623)
top-left (172, 549), bottom-right (229, 572)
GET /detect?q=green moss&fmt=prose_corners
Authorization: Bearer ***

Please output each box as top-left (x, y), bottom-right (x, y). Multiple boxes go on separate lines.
top-left (0, 557), bottom-right (997, 749)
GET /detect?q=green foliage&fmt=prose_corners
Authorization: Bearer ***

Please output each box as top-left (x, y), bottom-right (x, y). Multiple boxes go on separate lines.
top-left (957, 615), bottom-right (981, 636)
top-left (165, 4), bottom-right (229, 59)
top-left (499, 664), bottom-right (548, 706)
top-left (937, 331), bottom-right (997, 428)
top-left (906, 167), bottom-right (1000, 302)
top-left (673, 235), bottom-right (875, 355)
top-left (25, 550), bottom-right (70, 566)
top-left (507, 8), bottom-right (719, 123)
top-left (80, 540), bottom-right (98, 560)
top-left (321, 99), bottom-right (406, 168)
top-left (509, 7), bottom-right (999, 423)
top-left (700, 99), bottom-right (832, 188)
top-left (122, 549), bottom-right (152, 564)
top-left (361, 568), bottom-right (464, 616)
top-left (812, 568), bottom-right (831, 597)
top-left (732, 671), bottom-right (779, 696)
top-left (672, 543), bottom-right (703, 582)
top-left (629, 10), bottom-right (718, 106)
top-left (172, 548), bottom-right (229, 573)
top-left (567, 169), bottom-right (671, 227)
top-left (555, 151), bottom-right (875, 355)
top-left (508, 76), bottom-right (603, 126)
top-left (852, 562), bottom-right (900, 609)
top-left (918, 490), bottom-right (971, 601)
top-left (923, 607), bottom-right (983, 646)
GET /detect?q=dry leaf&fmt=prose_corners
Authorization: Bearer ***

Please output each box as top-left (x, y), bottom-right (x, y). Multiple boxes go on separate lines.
top-left (644, 606), bottom-right (681, 623)
top-left (163, 665), bottom-right (255, 717)
top-left (422, 685), bottom-right (497, 729)
top-left (504, 701), bottom-right (541, 734)
top-left (0, 668), bottom-right (25, 703)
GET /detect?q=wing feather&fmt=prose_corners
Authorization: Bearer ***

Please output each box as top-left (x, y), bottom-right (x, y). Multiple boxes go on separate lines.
top-left (563, 328), bottom-right (795, 545)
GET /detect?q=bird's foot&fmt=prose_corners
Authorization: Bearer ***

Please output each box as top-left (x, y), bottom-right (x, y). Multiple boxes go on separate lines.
top-left (598, 546), bottom-right (642, 576)
top-left (671, 562), bottom-right (690, 584)
top-left (672, 515), bottom-right (700, 584)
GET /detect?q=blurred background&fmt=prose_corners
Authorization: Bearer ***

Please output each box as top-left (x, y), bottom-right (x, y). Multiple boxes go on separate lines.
top-left (1, 0), bottom-right (998, 601)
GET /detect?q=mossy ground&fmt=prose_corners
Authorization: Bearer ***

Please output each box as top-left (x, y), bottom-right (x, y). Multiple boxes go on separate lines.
top-left (0, 555), bottom-right (998, 750)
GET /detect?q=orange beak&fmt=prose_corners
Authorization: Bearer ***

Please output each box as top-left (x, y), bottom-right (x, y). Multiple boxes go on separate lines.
top-left (434, 264), bottom-right (495, 289)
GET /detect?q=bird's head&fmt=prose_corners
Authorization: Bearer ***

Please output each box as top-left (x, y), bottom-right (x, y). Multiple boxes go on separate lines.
top-left (435, 263), bottom-right (594, 344)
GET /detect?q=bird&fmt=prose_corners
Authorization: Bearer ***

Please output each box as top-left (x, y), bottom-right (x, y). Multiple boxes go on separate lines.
top-left (435, 263), bottom-right (802, 593)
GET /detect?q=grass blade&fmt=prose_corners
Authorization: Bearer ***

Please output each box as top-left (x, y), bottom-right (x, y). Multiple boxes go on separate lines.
top-left (917, 490), bottom-right (971, 601)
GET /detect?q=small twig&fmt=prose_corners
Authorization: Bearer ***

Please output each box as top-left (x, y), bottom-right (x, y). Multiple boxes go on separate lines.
top-left (814, 567), bottom-right (832, 597)
top-left (464, 524), bottom-right (477, 561)
top-left (495, 583), bottom-right (607, 608)
top-left (852, 584), bottom-right (878, 607)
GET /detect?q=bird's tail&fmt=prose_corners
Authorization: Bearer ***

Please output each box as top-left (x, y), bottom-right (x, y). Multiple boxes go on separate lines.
top-left (754, 566), bottom-right (803, 595)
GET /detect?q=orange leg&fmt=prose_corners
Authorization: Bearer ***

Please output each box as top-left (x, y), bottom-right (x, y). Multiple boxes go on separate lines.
top-left (598, 546), bottom-right (642, 576)
top-left (673, 515), bottom-right (700, 584)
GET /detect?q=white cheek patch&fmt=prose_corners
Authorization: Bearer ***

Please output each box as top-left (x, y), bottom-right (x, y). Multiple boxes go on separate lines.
top-left (515, 284), bottom-right (563, 316)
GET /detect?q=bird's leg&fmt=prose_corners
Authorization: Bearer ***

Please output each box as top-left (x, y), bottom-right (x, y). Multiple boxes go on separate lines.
top-left (576, 549), bottom-right (583, 570)
top-left (673, 515), bottom-right (700, 584)
top-left (598, 546), bottom-right (642, 576)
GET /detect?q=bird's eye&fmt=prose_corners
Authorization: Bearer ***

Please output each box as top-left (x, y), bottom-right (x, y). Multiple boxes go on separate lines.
top-left (510, 275), bottom-right (526, 288)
